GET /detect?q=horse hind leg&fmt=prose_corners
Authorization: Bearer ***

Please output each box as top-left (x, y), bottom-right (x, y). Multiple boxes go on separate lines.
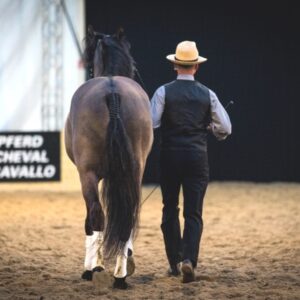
top-left (113, 233), bottom-right (135, 289)
top-left (126, 234), bottom-right (135, 277)
top-left (79, 171), bottom-right (109, 282)
top-left (112, 160), bottom-right (146, 289)
top-left (82, 231), bottom-right (105, 280)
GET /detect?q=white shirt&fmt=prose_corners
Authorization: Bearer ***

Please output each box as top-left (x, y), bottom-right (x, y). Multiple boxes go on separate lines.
top-left (150, 74), bottom-right (232, 140)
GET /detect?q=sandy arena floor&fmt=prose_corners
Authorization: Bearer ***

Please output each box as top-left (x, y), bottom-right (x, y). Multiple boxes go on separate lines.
top-left (0, 146), bottom-right (299, 299)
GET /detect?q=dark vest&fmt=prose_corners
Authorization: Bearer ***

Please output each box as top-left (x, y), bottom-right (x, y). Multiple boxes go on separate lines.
top-left (161, 79), bottom-right (211, 151)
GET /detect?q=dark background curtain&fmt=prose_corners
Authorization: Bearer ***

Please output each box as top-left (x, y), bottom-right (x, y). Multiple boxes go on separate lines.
top-left (85, 1), bottom-right (300, 182)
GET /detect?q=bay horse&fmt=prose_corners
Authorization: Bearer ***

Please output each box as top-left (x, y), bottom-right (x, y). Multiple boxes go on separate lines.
top-left (64, 26), bottom-right (153, 289)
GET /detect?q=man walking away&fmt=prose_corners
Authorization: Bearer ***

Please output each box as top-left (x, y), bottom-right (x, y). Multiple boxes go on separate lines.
top-left (151, 40), bottom-right (232, 283)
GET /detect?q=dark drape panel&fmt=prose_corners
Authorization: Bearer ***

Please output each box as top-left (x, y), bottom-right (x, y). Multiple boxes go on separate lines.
top-left (86, 1), bottom-right (300, 182)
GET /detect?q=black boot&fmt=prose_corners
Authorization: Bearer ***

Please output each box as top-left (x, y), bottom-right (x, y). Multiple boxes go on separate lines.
top-left (167, 263), bottom-right (181, 276)
top-left (181, 259), bottom-right (195, 283)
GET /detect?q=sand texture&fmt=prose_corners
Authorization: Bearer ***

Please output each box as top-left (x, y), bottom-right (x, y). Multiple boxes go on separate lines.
top-left (0, 147), bottom-right (299, 299)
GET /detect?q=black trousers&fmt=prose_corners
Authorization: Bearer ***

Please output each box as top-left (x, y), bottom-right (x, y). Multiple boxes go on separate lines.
top-left (160, 150), bottom-right (209, 268)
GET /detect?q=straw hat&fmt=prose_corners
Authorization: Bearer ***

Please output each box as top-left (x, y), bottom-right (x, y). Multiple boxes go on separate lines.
top-left (166, 41), bottom-right (207, 65)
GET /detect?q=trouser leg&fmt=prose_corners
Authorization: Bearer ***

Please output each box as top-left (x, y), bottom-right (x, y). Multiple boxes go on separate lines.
top-left (160, 154), bottom-right (182, 266)
top-left (182, 152), bottom-right (209, 268)
top-left (182, 178), bottom-right (207, 267)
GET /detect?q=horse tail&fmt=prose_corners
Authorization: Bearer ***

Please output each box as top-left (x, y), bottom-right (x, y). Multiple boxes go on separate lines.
top-left (101, 77), bottom-right (140, 258)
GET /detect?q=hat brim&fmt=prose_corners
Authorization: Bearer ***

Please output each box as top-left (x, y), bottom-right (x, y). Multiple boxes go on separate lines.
top-left (166, 54), bottom-right (207, 65)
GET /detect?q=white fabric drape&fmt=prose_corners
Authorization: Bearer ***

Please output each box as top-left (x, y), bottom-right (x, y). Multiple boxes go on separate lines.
top-left (0, 0), bottom-right (85, 131)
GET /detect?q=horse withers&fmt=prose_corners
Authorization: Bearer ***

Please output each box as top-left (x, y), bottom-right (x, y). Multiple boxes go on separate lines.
top-left (64, 27), bottom-right (153, 289)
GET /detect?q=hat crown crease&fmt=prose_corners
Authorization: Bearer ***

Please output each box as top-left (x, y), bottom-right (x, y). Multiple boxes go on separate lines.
top-left (176, 41), bottom-right (198, 61)
top-left (166, 40), bottom-right (207, 65)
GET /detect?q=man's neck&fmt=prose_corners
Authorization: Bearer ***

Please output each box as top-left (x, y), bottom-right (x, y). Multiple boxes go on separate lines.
top-left (177, 70), bottom-right (195, 75)
top-left (177, 74), bottom-right (194, 80)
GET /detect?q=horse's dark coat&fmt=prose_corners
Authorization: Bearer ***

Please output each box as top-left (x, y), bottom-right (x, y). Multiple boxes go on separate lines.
top-left (64, 27), bottom-right (153, 258)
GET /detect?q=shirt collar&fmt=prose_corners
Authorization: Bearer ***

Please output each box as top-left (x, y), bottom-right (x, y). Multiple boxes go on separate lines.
top-left (177, 74), bottom-right (195, 81)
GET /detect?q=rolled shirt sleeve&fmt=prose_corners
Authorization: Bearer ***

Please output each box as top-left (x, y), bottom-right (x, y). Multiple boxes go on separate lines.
top-left (150, 86), bottom-right (165, 128)
top-left (209, 89), bottom-right (232, 140)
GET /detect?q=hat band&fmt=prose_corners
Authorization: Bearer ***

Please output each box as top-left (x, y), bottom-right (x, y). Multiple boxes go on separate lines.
top-left (175, 56), bottom-right (198, 62)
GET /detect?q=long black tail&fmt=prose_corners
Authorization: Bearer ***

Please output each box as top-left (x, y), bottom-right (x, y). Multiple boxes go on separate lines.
top-left (101, 77), bottom-right (140, 258)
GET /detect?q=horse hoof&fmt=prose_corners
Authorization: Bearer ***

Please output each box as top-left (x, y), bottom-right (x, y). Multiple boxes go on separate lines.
top-left (81, 270), bottom-right (93, 281)
top-left (126, 256), bottom-right (135, 277)
top-left (113, 277), bottom-right (128, 289)
top-left (92, 268), bottom-right (113, 289)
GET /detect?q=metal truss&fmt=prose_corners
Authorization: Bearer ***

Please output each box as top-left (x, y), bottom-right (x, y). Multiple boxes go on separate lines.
top-left (41, 0), bottom-right (63, 131)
